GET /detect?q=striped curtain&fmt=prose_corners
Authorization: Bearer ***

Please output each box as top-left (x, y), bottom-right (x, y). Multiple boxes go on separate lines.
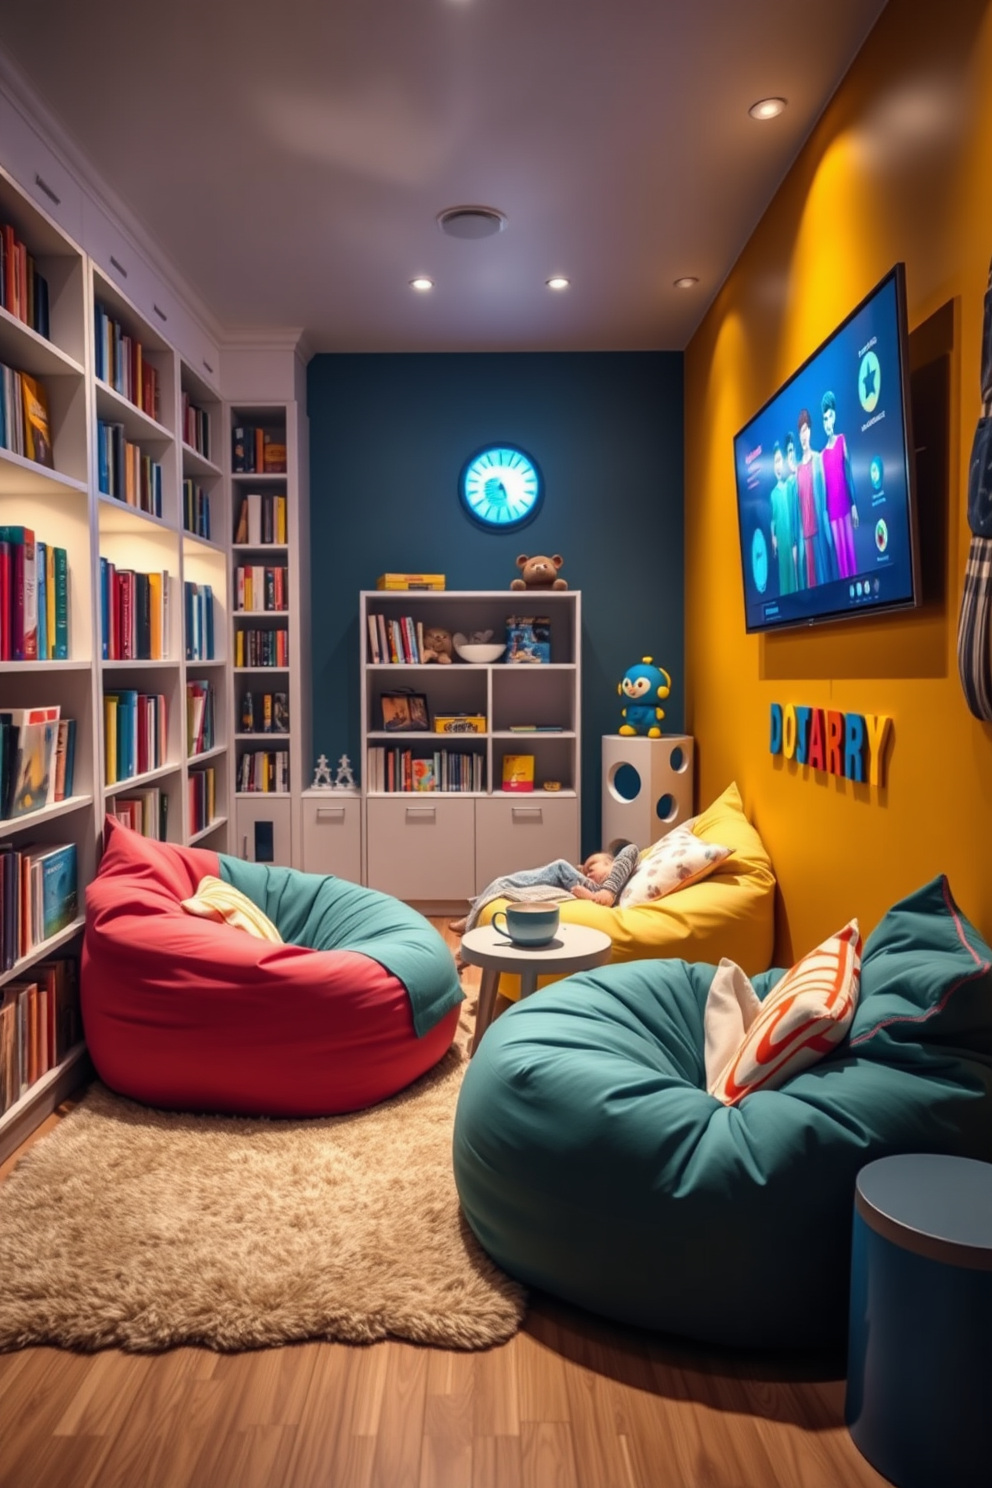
top-left (957, 256), bottom-right (992, 719)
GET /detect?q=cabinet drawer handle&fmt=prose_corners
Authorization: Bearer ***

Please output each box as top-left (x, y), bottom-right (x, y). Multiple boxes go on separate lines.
top-left (511, 807), bottom-right (544, 822)
top-left (153, 303), bottom-right (167, 323)
top-left (316, 807), bottom-right (346, 821)
top-left (34, 173), bottom-right (60, 206)
top-left (203, 359), bottom-right (214, 375)
top-left (109, 254), bottom-right (128, 279)
top-left (405, 806), bottom-right (436, 822)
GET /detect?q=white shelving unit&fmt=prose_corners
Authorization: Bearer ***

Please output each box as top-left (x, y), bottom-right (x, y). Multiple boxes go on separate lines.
top-left (360, 589), bottom-right (581, 906)
top-left (0, 154), bottom-right (233, 1163)
top-left (228, 400), bottom-right (310, 865)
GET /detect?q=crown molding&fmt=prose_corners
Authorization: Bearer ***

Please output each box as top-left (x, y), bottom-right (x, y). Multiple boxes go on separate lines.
top-left (0, 42), bottom-right (309, 365)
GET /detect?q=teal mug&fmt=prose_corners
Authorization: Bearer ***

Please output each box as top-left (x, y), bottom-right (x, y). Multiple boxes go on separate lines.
top-left (492, 902), bottom-right (560, 947)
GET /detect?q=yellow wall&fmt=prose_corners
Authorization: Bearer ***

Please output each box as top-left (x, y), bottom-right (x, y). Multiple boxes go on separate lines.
top-left (684, 0), bottom-right (992, 961)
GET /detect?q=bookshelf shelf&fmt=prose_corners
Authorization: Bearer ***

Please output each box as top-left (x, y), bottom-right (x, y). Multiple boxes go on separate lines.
top-left (181, 443), bottom-right (221, 479)
top-left (0, 1042), bottom-right (91, 1167)
top-left (104, 760), bottom-right (181, 793)
top-left (0, 794), bottom-right (94, 839)
top-left (94, 381), bottom-right (173, 444)
top-left (189, 815), bottom-right (228, 845)
top-left (0, 451), bottom-right (88, 498)
top-left (0, 918), bottom-right (87, 989)
top-left (360, 589), bottom-right (581, 902)
top-left (0, 307), bottom-right (85, 378)
top-left (188, 742), bottom-right (226, 764)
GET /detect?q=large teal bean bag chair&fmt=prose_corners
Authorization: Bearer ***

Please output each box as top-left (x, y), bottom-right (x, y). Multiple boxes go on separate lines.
top-left (453, 877), bottom-right (992, 1349)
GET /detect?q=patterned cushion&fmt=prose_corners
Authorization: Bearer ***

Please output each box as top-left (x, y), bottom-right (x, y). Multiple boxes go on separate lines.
top-left (618, 827), bottom-right (730, 909)
top-left (704, 920), bottom-right (862, 1104)
top-left (181, 875), bottom-right (283, 943)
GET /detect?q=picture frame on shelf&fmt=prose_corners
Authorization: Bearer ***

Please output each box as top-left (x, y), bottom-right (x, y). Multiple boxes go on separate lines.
top-left (380, 691), bottom-right (429, 732)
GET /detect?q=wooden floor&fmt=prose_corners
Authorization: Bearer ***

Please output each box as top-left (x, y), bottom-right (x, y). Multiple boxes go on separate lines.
top-left (0, 921), bottom-right (886, 1488)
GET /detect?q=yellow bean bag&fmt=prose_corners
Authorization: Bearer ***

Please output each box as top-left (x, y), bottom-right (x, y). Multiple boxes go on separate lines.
top-left (477, 781), bottom-right (776, 1001)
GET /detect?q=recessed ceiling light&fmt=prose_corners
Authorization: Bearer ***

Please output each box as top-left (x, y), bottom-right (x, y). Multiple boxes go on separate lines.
top-left (410, 277), bottom-right (434, 292)
top-left (673, 276), bottom-right (699, 290)
top-left (437, 206), bottom-right (506, 239)
top-left (748, 97), bottom-right (787, 121)
top-left (546, 276), bottom-right (570, 291)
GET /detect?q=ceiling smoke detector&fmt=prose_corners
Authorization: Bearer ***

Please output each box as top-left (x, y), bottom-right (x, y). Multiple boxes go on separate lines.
top-left (437, 206), bottom-right (507, 240)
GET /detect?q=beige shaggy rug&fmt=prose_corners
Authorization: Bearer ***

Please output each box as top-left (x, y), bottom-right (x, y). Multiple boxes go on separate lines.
top-left (0, 1041), bottom-right (526, 1353)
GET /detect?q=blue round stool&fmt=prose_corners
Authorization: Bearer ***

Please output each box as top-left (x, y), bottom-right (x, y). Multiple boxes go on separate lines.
top-left (845, 1154), bottom-right (992, 1488)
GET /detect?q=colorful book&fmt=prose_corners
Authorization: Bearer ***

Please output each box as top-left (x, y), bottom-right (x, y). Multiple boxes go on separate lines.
top-left (501, 753), bottom-right (535, 793)
top-left (1, 705), bottom-right (59, 818)
top-left (20, 374), bottom-right (54, 468)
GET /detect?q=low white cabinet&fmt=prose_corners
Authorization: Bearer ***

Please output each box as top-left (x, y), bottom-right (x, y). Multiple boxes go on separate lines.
top-left (474, 793), bottom-right (579, 889)
top-left (302, 788), bottom-right (362, 882)
top-left (365, 795), bottom-right (475, 901)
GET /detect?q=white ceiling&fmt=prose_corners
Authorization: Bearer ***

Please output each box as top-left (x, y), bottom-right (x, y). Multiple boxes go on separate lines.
top-left (0, 0), bottom-right (888, 353)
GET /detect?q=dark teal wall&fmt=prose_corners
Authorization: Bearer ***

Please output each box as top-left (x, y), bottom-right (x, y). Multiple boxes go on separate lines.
top-left (307, 351), bottom-right (684, 854)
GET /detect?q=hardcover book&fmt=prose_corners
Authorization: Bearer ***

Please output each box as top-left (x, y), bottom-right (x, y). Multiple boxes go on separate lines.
top-left (20, 373), bottom-right (54, 468)
top-left (505, 615), bottom-right (551, 664)
top-left (501, 753), bottom-right (535, 792)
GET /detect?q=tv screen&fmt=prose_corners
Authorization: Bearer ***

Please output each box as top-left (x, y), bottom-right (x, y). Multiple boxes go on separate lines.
top-left (733, 263), bottom-right (919, 634)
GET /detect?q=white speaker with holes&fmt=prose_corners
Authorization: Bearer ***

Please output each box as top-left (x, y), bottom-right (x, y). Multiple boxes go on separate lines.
top-left (601, 734), bottom-right (694, 850)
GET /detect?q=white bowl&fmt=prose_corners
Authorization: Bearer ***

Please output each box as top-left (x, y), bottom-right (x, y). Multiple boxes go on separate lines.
top-left (455, 642), bottom-right (506, 664)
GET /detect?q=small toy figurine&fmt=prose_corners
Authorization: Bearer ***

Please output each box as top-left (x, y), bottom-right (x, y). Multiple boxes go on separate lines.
top-left (618, 657), bottom-right (671, 737)
top-left (312, 754), bottom-right (335, 788)
top-left (422, 626), bottom-right (454, 663)
top-left (334, 753), bottom-right (356, 789)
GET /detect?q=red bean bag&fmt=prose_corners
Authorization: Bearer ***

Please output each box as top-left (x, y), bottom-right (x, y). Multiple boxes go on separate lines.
top-left (82, 818), bottom-right (462, 1116)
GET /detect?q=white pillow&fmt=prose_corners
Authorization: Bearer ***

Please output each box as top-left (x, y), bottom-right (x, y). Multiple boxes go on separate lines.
top-left (704, 920), bottom-right (862, 1105)
top-left (617, 828), bottom-right (731, 909)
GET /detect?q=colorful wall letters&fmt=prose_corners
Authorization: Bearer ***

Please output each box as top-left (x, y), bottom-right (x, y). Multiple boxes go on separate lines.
top-left (769, 703), bottom-right (891, 787)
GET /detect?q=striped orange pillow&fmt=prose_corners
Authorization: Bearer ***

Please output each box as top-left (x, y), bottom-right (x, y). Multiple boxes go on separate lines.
top-left (705, 920), bottom-right (862, 1105)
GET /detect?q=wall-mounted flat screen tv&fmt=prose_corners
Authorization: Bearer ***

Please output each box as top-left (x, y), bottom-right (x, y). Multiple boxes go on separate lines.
top-left (733, 263), bottom-right (919, 634)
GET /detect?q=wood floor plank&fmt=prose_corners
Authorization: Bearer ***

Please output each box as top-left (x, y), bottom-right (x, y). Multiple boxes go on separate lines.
top-left (262, 1342), bottom-right (356, 1488)
top-left (521, 1420), bottom-right (579, 1488)
top-left (369, 1343), bottom-right (430, 1488)
top-left (472, 1435), bottom-right (524, 1488)
top-left (472, 1338), bottom-right (521, 1437)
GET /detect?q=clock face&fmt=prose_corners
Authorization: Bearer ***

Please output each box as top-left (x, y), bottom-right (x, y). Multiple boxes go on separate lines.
top-left (459, 445), bottom-right (543, 531)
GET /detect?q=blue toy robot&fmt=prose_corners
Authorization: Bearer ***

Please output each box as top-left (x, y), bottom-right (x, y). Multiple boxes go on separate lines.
top-left (618, 656), bottom-right (671, 737)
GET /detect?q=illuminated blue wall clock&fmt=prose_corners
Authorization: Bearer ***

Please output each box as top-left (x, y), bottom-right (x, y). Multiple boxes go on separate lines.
top-left (459, 444), bottom-right (544, 531)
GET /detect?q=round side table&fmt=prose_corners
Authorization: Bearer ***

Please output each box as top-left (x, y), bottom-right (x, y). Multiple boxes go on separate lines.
top-left (845, 1153), bottom-right (992, 1488)
top-left (460, 922), bottom-right (613, 1055)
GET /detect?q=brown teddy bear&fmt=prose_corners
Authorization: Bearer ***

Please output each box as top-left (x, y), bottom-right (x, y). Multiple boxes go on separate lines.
top-left (422, 626), bottom-right (454, 663)
top-left (510, 554), bottom-right (568, 590)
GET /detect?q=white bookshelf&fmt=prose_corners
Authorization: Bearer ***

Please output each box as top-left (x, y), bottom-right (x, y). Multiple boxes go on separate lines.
top-left (227, 400), bottom-right (310, 865)
top-left (0, 155), bottom-right (235, 1162)
top-left (360, 589), bottom-right (581, 905)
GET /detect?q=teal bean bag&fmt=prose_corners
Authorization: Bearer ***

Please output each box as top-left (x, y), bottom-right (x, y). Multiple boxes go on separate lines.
top-left (453, 877), bottom-right (992, 1349)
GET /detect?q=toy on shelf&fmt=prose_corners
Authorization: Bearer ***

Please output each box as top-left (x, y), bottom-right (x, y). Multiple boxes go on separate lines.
top-left (422, 626), bottom-right (454, 663)
top-left (312, 753), bottom-right (357, 790)
top-left (510, 554), bottom-right (568, 590)
top-left (618, 657), bottom-right (671, 737)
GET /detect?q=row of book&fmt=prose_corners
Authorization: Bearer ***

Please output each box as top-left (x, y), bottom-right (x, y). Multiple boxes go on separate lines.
top-left (366, 747), bottom-right (485, 793)
top-left (239, 691), bottom-right (289, 734)
top-left (100, 560), bottom-right (169, 661)
top-left (1, 221), bottom-right (51, 339)
top-left (1, 526), bottom-right (69, 661)
top-left (367, 612), bottom-right (426, 665)
top-left (234, 627), bottom-right (288, 668)
top-left (0, 363), bottom-right (53, 467)
top-left (232, 423), bottom-right (286, 474)
top-left (234, 491), bottom-right (287, 545)
top-left (184, 581), bottom-right (216, 661)
top-left (0, 840), bottom-right (78, 971)
top-left (93, 303), bottom-right (159, 420)
top-left (104, 690), bottom-right (167, 785)
top-left (186, 680), bottom-right (215, 756)
top-left (237, 749), bottom-right (289, 793)
top-left (183, 478), bottom-right (211, 540)
top-left (1, 957), bottom-right (82, 1116)
top-left (181, 392), bottom-right (211, 459)
top-left (111, 786), bottom-right (168, 842)
top-left (97, 419), bottom-right (163, 514)
top-left (234, 565), bottom-right (287, 612)
top-left (1, 707), bottom-right (76, 821)
top-left (189, 765), bottom-right (217, 833)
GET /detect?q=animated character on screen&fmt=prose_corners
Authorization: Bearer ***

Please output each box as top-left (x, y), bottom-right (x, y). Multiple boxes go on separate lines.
top-left (821, 391), bottom-right (859, 579)
top-left (785, 432), bottom-right (806, 592)
top-left (618, 657), bottom-right (671, 737)
top-left (770, 441), bottom-right (798, 594)
top-left (797, 409), bottom-right (837, 587)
